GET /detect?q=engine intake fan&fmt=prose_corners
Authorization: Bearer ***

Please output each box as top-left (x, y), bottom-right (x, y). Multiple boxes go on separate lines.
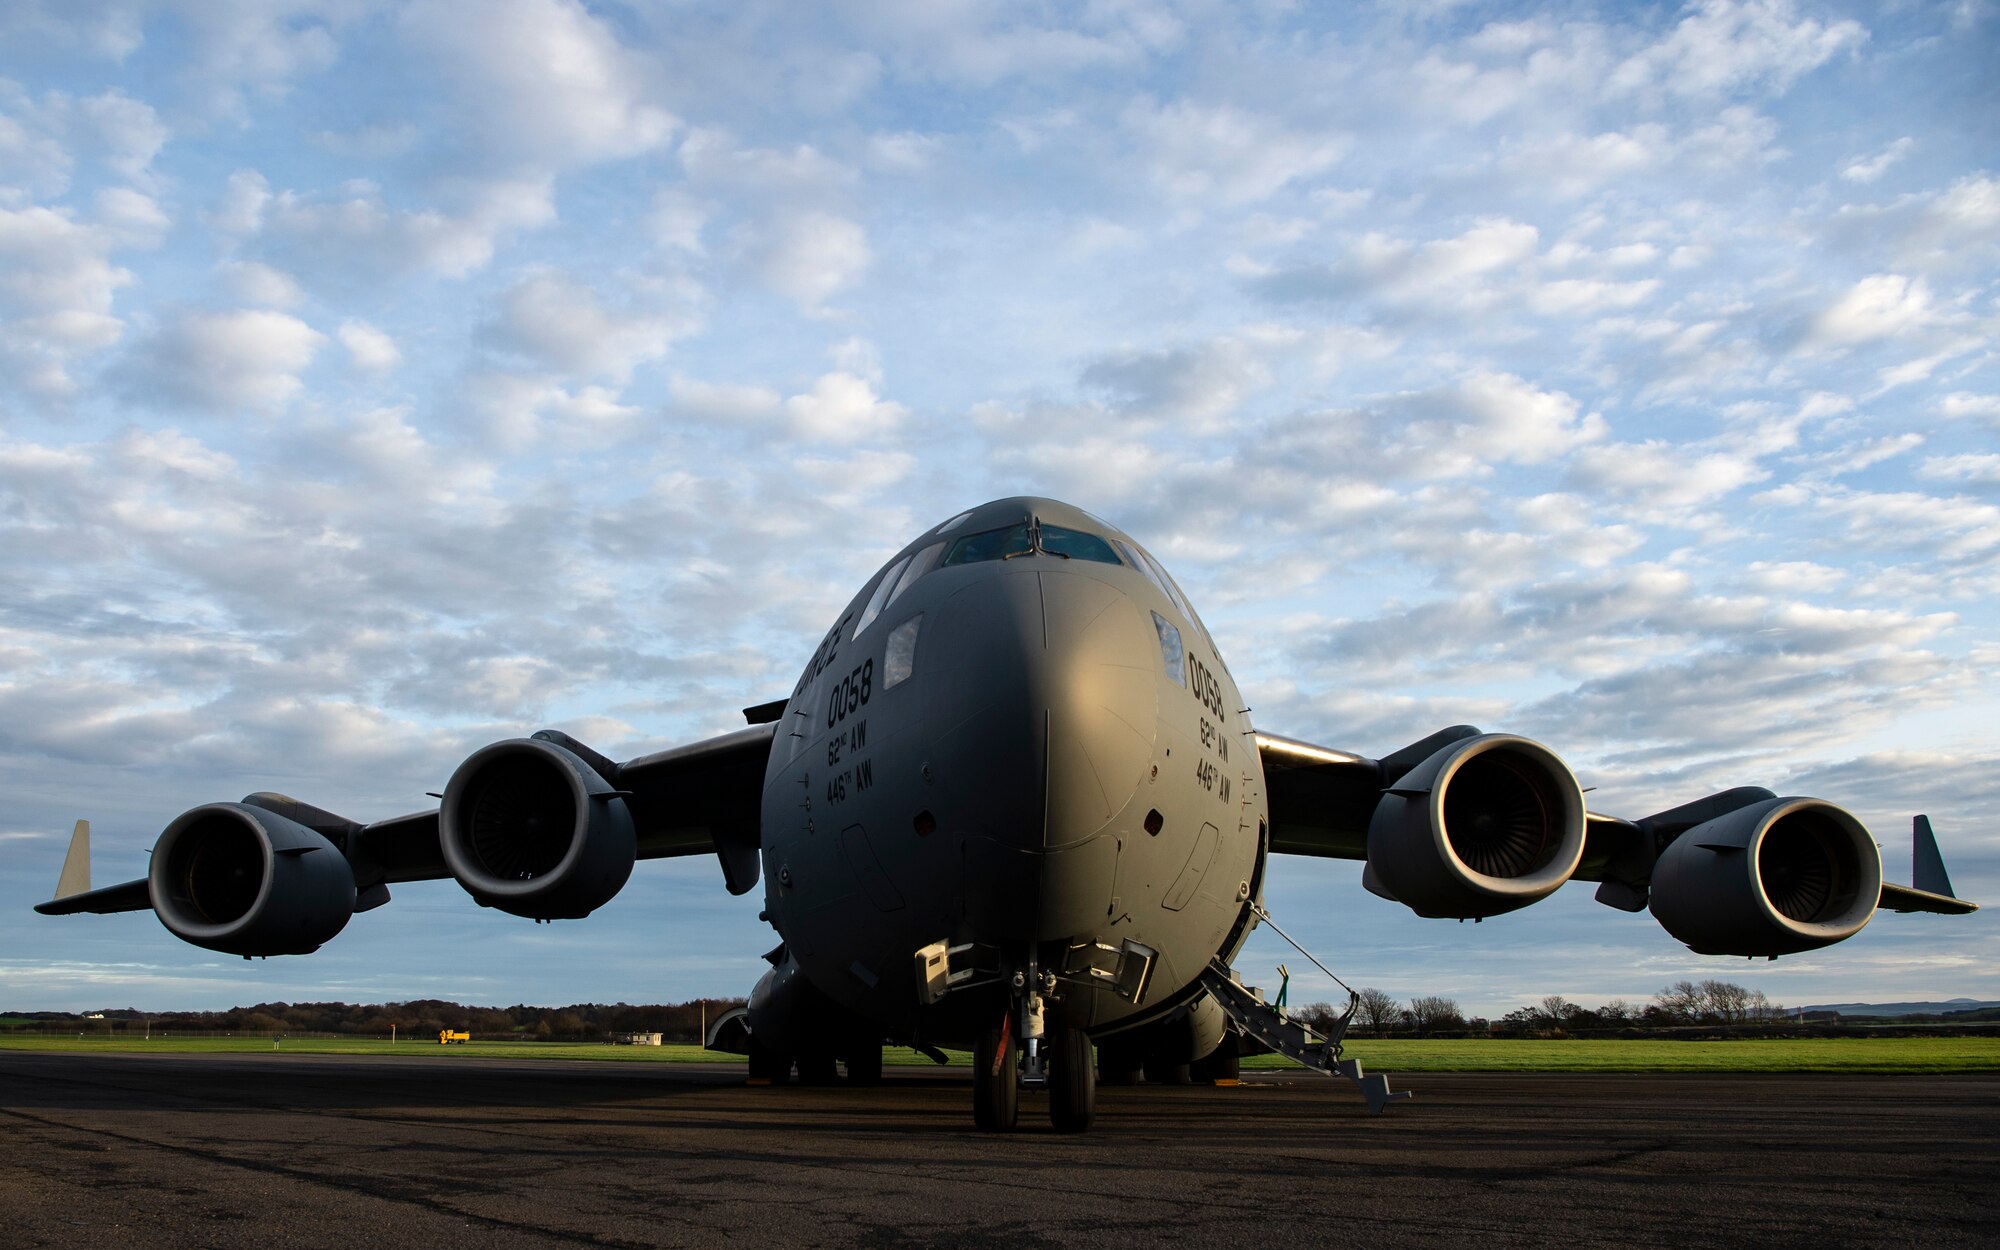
top-left (1650, 796), bottom-right (1881, 956)
top-left (1364, 734), bottom-right (1585, 918)
top-left (150, 803), bottom-right (357, 956)
top-left (440, 737), bottom-right (637, 920)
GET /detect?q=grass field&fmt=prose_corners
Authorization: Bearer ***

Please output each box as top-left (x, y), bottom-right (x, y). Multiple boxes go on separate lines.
top-left (4, 1034), bottom-right (1995, 1073)
top-left (0, 1036), bottom-right (756, 1062)
top-left (1255, 1037), bottom-right (2000, 1074)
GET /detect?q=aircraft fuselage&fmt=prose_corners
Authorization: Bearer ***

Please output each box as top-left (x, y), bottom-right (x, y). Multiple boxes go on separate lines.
top-left (760, 497), bottom-right (1264, 1050)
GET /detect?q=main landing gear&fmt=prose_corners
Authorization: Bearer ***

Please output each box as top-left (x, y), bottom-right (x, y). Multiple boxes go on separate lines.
top-left (746, 1035), bottom-right (884, 1087)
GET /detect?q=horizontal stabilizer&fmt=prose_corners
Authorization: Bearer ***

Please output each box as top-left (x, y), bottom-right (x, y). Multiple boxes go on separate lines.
top-left (1878, 883), bottom-right (1976, 915)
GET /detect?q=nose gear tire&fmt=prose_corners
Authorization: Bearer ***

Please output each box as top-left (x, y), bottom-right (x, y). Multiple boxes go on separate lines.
top-left (1050, 1027), bottom-right (1096, 1132)
top-left (973, 1020), bottom-right (1019, 1131)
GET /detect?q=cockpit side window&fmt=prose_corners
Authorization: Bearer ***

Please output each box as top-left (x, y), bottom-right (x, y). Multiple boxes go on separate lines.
top-left (1114, 539), bottom-right (1185, 615)
top-left (852, 553), bottom-right (912, 639)
top-left (887, 541), bottom-right (945, 606)
top-left (1115, 537), bottom-right (1222, 656)
top-left (1142, 550), bottom-right (1193, 621)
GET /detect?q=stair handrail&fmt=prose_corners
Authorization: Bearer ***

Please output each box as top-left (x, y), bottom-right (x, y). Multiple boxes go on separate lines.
top-left (1248, 901), bottom-right (1361, 1059)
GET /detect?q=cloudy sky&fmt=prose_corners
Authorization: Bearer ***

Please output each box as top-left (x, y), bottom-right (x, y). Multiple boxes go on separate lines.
top-left (3, 0), bottom-right (1996, 1020)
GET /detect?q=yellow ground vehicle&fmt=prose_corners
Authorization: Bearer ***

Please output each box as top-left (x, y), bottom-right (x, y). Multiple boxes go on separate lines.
top-left (438, 1030), bottom-right (470, 1045)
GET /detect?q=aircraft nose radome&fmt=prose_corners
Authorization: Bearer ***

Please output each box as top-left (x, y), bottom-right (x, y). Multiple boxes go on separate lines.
top-left (925, 566), bottom-right (1156, 943)
top-left (925, 569), bottom-right (1047, 852)
top-left (926, 567), bottom-right (1158, 852)
top-left (1039, 569), bottom-right (1158, 846)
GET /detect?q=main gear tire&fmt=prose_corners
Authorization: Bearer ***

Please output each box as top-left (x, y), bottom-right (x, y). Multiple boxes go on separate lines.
top-left (1097, 1041), bottom-right (1142, 1086)
top-left (1191, 1035), bottom-right (1241, 1083)
top-left (746, 1040), bottom-right (791, 1086)
top-left (1143, 1058), bottom-right (1192, 1086)
top-left (845, 1043), bottom-right (883, 1086)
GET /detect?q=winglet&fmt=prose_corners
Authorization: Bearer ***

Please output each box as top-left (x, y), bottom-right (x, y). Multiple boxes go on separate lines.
top-left (1912, 815), bottom-right (1958, 899)
top-left (1876, 816), bottom-right (1976, 915)
top-left (54, 819), bottom-right (91, 899)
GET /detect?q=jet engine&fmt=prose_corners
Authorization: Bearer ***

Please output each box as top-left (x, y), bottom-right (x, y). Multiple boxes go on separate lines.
top-left (746, 948), bottom-right (823, 1057)
top-left (150, 803), bottom-right (357, 956)
top-left (1364, 734), bottom-right (1586, 918)
top-left (439, 737), bottom-right (637, 920)
top-left (742, 947), bottom-right (883, 1082)
top-left (1649, 796), bottom-right (1881, 957)
top-left (1094, 993), bottom-right (1229, 1083)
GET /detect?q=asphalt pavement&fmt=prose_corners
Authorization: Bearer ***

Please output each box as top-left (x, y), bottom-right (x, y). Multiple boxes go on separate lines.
top-left (2, 1051), bottom-right (1995, 1248)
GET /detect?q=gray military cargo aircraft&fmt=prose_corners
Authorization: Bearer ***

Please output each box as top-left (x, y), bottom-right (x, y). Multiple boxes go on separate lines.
top-left (38, 496), bottom-right (1978, 1131)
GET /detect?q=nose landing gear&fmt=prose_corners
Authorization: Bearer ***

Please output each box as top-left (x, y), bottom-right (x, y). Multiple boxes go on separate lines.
top-left (972, 989), bottom-right (1097, 1132)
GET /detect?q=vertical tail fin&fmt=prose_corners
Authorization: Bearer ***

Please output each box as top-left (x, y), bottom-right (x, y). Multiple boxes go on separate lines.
top-left (55, 820), bottom-right (91, 898)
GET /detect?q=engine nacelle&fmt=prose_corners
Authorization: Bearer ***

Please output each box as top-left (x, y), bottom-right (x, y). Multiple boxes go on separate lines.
top-left (747, 950), bottom-right (818, 1057)
top-left (440, 737), bottom-right (637, 920)
top-left (1364, 734), bottom-right (1586, 919)
top-left (150, 803), bottom-right (357, 956)
top-left (1096, 994), bottom-right (1228, 1066)
top-left (1650, 796), bottom-right (1881, 956)
top-left (745, 947), bottom-right (874, 1060)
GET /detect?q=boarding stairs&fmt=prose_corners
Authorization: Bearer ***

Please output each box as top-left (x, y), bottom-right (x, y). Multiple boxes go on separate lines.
top-left (1199, 962), bottom-right (1409, 1113)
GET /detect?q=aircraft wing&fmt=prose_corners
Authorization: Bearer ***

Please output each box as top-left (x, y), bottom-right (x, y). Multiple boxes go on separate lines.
top-left (35, 719), bottom-right (778, 921)
top-left (1256, 727), bottom-right (1974, 953)
top-left (1259, 727), bottom-right (1650, 884)
top-left (612, 722), bottom-right (773, 893)
top-left (1257, 730), bottom-right (1384, 860)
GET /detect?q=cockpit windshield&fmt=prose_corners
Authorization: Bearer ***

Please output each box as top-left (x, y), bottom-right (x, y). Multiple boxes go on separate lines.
top-left (942, 523), bottom-right (1031, 564)
top-left (1039, 526), bottom-right (1120, 563)
top-left (941, 521), bottom-right (1123, 567)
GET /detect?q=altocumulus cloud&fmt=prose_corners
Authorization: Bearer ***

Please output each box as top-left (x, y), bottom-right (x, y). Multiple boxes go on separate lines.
top-left (121, 308), bottom-right (325, 412)
top-left (0, 0), bottom-right (1995, 1016)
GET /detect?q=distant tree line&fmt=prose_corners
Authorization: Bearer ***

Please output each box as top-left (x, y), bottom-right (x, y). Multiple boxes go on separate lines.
top-left (2, 998), bottom-right (744, 1043)
top-left (1278, 979), bottom-right (1807, 1039)
top-left (1287, 990), bottom-right (1480, 1038)
top-left (15, 982), bottom-right (1989, 1044)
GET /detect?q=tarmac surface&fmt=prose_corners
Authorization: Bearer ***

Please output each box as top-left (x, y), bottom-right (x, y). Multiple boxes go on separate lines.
top-left (2, 1050), bottom-right (1996, 1249)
